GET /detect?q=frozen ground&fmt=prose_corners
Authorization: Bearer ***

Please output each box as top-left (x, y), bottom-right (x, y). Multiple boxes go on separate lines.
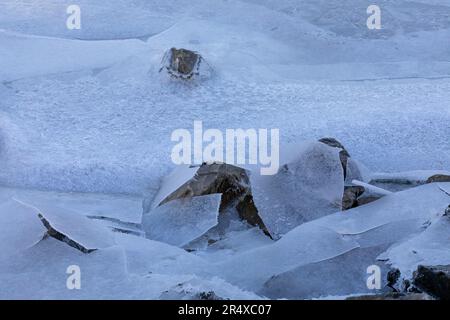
top-left (0, 0), bottom-right (450, 299)
top-left (1, 0), bottom-right (449, 194)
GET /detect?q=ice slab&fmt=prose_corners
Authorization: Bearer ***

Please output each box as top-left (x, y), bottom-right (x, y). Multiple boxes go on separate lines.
top-left (250, 141), bottom-right (344, 237)
top-left (114, 232), bottom-right (208, 276)
top-left (217, 223), bottom-right (359, 291)
top-left (216, 183), bottom-right (450, 292)
top-left (19, 200), bottom-right (116, 252)
top-left (149, 165), bottom-right (200, 211)
top-left (260, 245), bottom-right (390, 299)
top-left (0, 199), bottom-right (46, 260)
top-left (143, 194), bottom-right (222, 247)
top-left (313, 183), bottom-right (450, 237)
top-left (0, 237), bottom-right (194, 299)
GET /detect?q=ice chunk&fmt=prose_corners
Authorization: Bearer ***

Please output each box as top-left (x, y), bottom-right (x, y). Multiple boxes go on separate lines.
top-left (0, 199), bottom-right (46, 260)
top-left (0, 238), bottom-right (125, 299)
top-left (260, 245), bottom-right (390, 299)
top-left (313, 183), bottom-right (450, 237)
top-left (198, 227), bottom-right (274, 263)
top-left (0, 237), bottom-right (192, 299)
top-left (217, 223), bottom-right (359, 291)
top-left (342, 219), bottom-right (422, 249)
top-left (114, 232), bottom-right (208, 276)
top-left (250, 141), bottom-right (344, 237)
top-left (16, 200), bottom-right (116, 253)
top-left (142, 194), bottom-right (222, 247)
top-left (217, 183), bottom-right (450, 292)
top-left (148, 165), bottom-right (199, 211)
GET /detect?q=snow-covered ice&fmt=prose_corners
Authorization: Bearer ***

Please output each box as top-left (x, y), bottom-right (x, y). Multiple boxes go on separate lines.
top-left (1, 0), bottom-right (450, 300)
top-left (0, 0), bottom-right (449, 195)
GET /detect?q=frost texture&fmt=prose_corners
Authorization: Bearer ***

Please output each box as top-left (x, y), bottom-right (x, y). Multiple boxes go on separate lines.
top-left (1, 1), bottom-right (450, 194)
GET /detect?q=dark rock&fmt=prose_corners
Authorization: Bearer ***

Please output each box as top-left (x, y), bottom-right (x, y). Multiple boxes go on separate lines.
top-left (159, 48), bottom-right (211, 80)
top-left (196, 291), bottom-right (224, 300)
top-left (387, 268), bottom-right (401, 291)
top-left (342, 185), bottom-right (384, 210)
top-left (318, 137), bottom-right (350, 179)
top-left (38, 213), bottom-right (95, 254)
top-left (444, 205), bottom-right (450, 216)
top-left (347, 292), bottom-right (434, 300)
top-left (235, 194), bottom-right (268, 235)
top-left (160, 289), bottom-right (226, 300)
top-left (426, 174), bottom-right (450, 184)
top-left (413, 265), bottom-right (450, 300)
top-left (342, 185), bottom-right (365, 210)
top-left (370, 173), bottom-right (450, 191)
top-left (356, 195), bottom-right (382, 207)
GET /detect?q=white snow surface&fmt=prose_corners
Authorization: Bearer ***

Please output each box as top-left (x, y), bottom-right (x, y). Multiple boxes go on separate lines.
top-left (0, 0), bottom-right (449, 195)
